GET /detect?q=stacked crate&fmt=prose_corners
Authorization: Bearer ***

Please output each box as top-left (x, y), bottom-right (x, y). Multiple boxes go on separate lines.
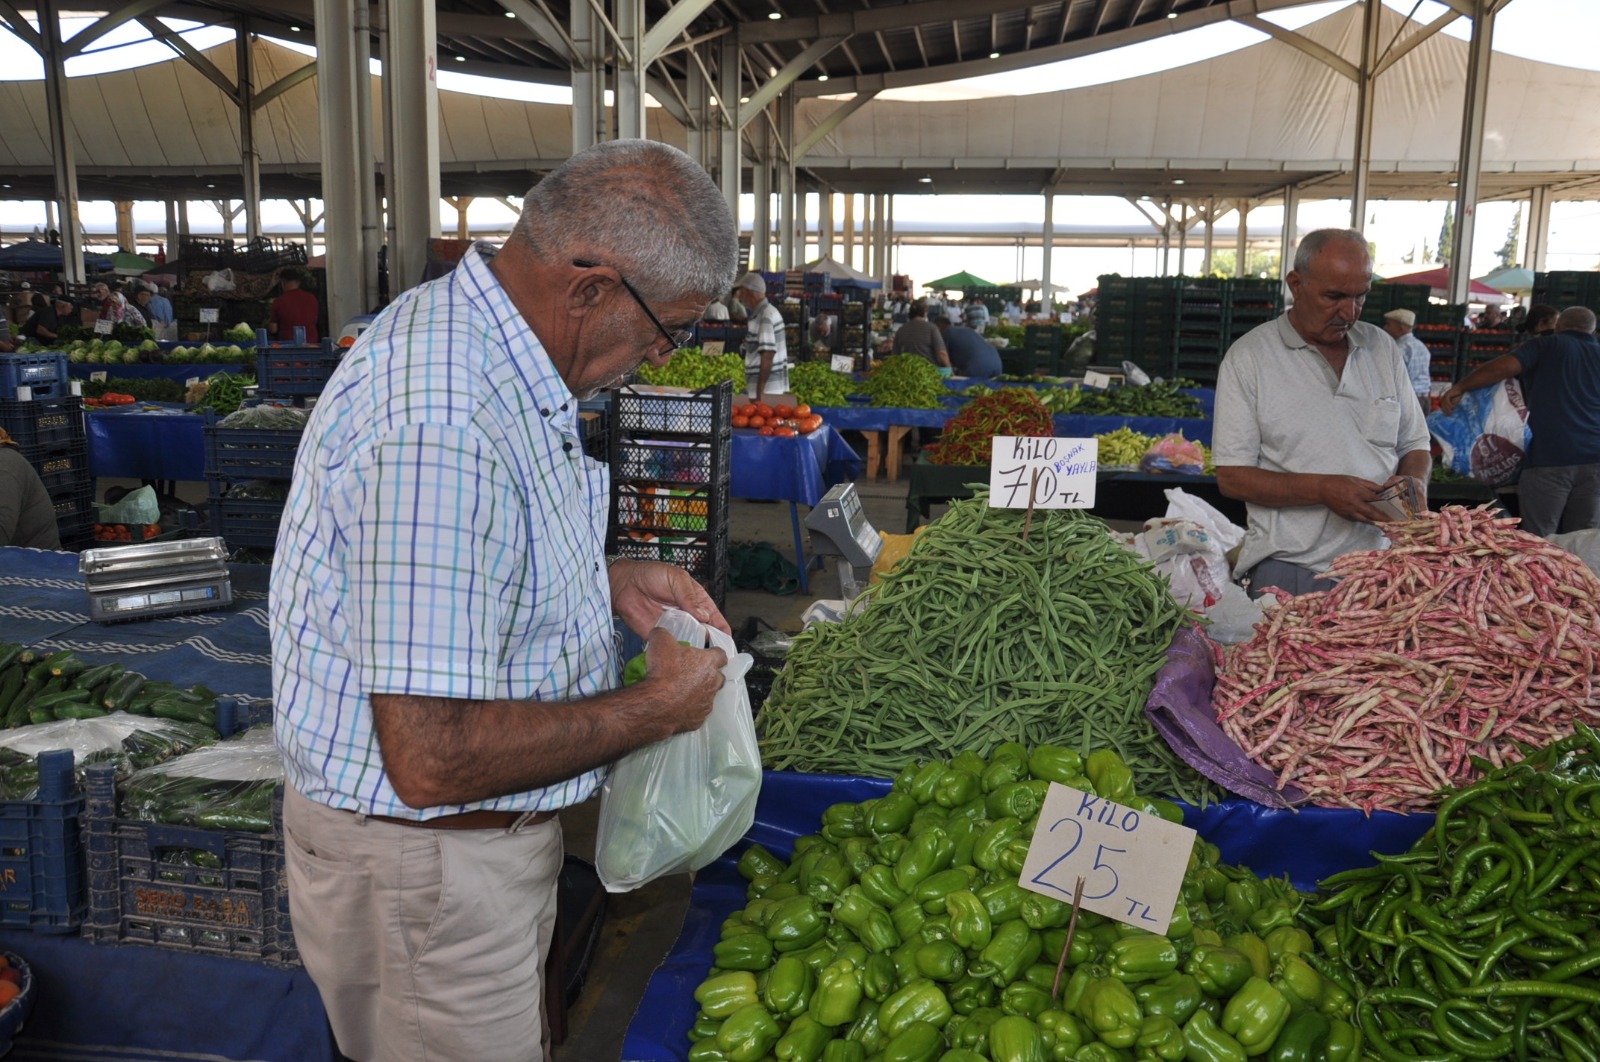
top-left (0, 387), bottom-right (92, 549)
top-left (1531, 271), bottom-right (1600, 310)
top-left (1358, 283), bottom-right (1431, 327)
top-left (0, 750), bottom-right (85, 933)
top-left (1171, 279), bottom-right (1228, 384)
top-left (1459, 328), bottom-right (1517, 376)
top-left (1095, 275), bottom-right (1178, 377)
top-left (254, 338), bottom-right (343, 402)
top-left (1413, 310), bottom-right (1465, 384)
top-left (836, 290), bottom-right (873, 369)
top-left (608, 381), bottom-right (732, 609)
top-left (203, 412), bottom-right (304, 552)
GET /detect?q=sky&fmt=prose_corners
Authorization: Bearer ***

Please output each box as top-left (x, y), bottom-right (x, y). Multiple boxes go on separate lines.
top-left (0, 0), bottom-right (1594, 300)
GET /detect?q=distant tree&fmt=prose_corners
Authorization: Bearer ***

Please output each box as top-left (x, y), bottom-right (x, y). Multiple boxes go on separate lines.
top-left (1497, 206), bottom-right (1522, 268)
top-left (1422, 239), bottom-right (1434, 265)
top-left (1401, 245), bottom-right (1416, 265)
top-left (1438, 205), bottom-right (1454, 266)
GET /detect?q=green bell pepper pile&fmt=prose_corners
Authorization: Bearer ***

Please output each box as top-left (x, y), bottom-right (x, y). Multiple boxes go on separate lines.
top-left (685, 745), bottom-right (1357, 1061)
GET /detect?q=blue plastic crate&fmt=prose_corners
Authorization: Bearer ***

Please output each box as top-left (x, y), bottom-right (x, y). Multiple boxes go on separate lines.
top-left (208, 491), bottom-right (287, 550)
top-left (0, 395), bottom-right (84, 451)
top-left (82, 762), bottom-right (296, 962)
top-left (203, 423), bottom-right (303, 479)
top-left (24, 443), bottom-right (89, 495)
top-left (0, 353), bottom-right (68, 401)
top-left (255, 341), bottom-right (342, 397)
top-left (0, 750), bottom-right (85, 934)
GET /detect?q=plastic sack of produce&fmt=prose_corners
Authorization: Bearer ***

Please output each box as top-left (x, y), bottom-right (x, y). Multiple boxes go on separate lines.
top-left (1139, 431), bottom-right (1206, 475)
top-left (96, 484), bottom-right (161, 527)
top-left (0, 713), bottom-right (215, 800)
top-left (119, 727), bottom-right (282, 832)
top-left (595, 609), bottom-right (760, 892)
top-left (1426, 378), bottom-right (1530, 484)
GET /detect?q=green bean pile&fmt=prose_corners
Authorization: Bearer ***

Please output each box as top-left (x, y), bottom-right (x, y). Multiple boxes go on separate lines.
top-left (759, 492), bottom-right (1217, 803)
top-left (1306, 726), bottom-right (1600, 1060)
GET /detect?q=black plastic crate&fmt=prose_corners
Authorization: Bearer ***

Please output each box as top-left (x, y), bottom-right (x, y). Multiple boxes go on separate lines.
top-left (203, 424), bottom-right (303, 480)
top-left (0, 395), bottom-right (84, 451)
top-left (0, 750), bottom-right (84, 933)
top-left (611, 380), bottom-right (733, 438)
top-left (208, 490), bottom-right (288, 550)
top-left (83, 763), bottom-right (295, 962)
top-left (25, 444), bottom-right (89, 495)
top-left (0, 353), bottom-right (69, 401)
top-left (613, 480), bottom-right (730, 534)
top-left (57, 504), bottom-right (96, 551)
top-left (256, 342), bottom-right (342, 398)
top-left (611, 529), bottom-right (728, 608)
top-left (612, 437), bottom-right (730, 488)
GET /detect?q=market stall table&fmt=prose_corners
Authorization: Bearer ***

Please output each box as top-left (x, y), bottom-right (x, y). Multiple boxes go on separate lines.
top-left (729, 425), bottom-right (863, 593)
top-left (68, 362), bottom-right (248, 384)
top-left (620, 770), bottom-right (1435, 1062)
top-left (903, 461), bottom-right (1503, 532)
top-left (84, 401), bottom-right (206, 483)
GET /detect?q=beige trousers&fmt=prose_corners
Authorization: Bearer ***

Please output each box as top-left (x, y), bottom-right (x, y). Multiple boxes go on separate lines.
top-left (283, 788), bottom-right (562, 1062)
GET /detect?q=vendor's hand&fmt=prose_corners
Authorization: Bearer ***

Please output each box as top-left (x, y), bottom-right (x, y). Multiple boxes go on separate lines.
top-left (1319, 475), bottom-right (1390, 525)
top-left (1438, 386), bottom-right (1464, 415)
top-left (1377, 474), bottom-right (1429, 517)
top-left (609, 557), bottom-right (733, 638)
top-left (640, 628), bottom-right (726, 735)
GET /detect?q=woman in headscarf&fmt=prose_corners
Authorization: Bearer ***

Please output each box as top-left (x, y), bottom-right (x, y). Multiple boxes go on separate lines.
top-left (0, 429), bottom-right (60, 548)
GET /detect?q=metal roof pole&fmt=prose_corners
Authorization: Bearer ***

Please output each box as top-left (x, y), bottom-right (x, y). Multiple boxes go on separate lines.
top-left (778, 90), bottom-right (796, 269)
top-left (751, 118), bottom-right (770, 272)
top-left (38, 0), bottom-right (83, 284)
top-left (842, 194), bottom-right (855, 271)
top-left (1447, 0), bottom-right (1494, 305)
top-left (1279, 184), bottom-right (1300, 280)
top-left (1235, 198), bottom-right (1250, 277)
top-left (686, 45), bottom-right (708, 169)
top-left (354, 3), bottom-right (382, 309)
top-left (1524, 185), bottom-right (1551, 273)
top-left (818, 188), bottom-right (833, 258)
top-left (885, 194), bottom-right (895, 287)
top-left (1041, 192), bottom-right (1054, 309)
top-left (1178, 201), bottom-right (1189, 275)
top-left (1160, 197), bottom-right (1172, 276)
top-left (572, 0), bottom-right (605, 150)
top-left (1349, 0), bottom-right (1380, 229)
top-left (115, 202), bottom-right (134, 252)
top-left (1202, 197), bottom-right (1216, 275)
top-left (315, 0), bottom-right (370, 328)
top-left (164, 200), bottom-right (180, 260)
top-left (615, 0), bottom-right (646, 139)
top-left (237, 19), bottom-right (261, 243)
top-left (717, 36), bottom-right (740, 224)
top-left (386, 0), bottom-right (440, 297)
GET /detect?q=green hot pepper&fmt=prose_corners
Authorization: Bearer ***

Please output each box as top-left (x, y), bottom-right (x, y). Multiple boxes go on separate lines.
top-left (1085, 749), bottom-right (1135, 803)
top-left (976, 880), bottom-right (1028, 924)
top-left (833, 887), bottom-right (901, 954)
top-left (862, 951), bottom-right (898, 1001)
top-left (948, 1005), bottom-right (1002, 1051)
top-left (1037, 1009), bottom-right (1090, 1061)
top-left (860, 864), bottom-right (909, 908)
top-left (999, 982), bottom-right (1053, 1020)
top-left (974, 818), bottom-right (1024, 873)
top-left (948, 973), bottom-right (996, 1014)
top-left (935, 769), bottom-right (981, 809)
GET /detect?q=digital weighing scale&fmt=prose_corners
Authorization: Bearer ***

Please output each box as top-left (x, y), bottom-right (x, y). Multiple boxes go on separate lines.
top-left (79, 538), bottom-right (234, 623)
top-left (803, 482), bottom-right (883, 600)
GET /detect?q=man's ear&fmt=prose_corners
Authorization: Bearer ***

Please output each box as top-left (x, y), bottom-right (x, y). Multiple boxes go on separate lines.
top-left (567, 269), bottom-right (610, 318)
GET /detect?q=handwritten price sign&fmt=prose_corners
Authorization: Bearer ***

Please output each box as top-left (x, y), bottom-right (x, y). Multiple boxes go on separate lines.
top-left (1018, 783), bottom-right (1196, 935)
top-left (988, 436), bottom-right (1098, 509)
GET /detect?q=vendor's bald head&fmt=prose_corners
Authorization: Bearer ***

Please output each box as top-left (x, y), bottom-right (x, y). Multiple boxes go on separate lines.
top-left (1287, 228), bottom-right (1373, 350)
top-left (1557, 306), bottom-right (1597, 335)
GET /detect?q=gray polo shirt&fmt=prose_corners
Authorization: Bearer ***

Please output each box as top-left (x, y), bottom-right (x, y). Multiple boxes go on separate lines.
top-left (1213, 314), bottom-right (1430, 576)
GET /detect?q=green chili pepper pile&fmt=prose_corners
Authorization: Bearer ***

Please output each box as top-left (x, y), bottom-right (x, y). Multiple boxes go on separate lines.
top-left (926, 392), bottom-right (1055, 466)
top-left (758, 491), bottom-right (1215, 804)
top-left (1306, 726), bottom-right (1600, 1061)
top-left (687, 745), bottom-right (1359, 1062)
top-left (637, 348), bottom-right (748, 389)
top-left (791, 362), bottom-right (855, 408)
top-left (864, 354), bottom-right (948, 409)
top-left (193, 372), bottom-right (250, 417)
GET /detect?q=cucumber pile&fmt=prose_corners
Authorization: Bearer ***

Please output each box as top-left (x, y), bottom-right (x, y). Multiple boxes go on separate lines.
top-left (0, 643), bottom-right (221, 730)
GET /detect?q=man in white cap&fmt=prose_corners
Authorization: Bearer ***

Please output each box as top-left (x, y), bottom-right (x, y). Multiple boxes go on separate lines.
top-left (732, 271), bottom-right (787, 398)
top-left (1382, 308), bottom-right (1432, 413)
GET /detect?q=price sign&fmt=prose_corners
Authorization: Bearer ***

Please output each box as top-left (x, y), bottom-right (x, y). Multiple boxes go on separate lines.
top-left (988, 437), bottom-right (1098, 509)
top-left (198, 308), bottom-right (220, 323)
top-left (70, 380), bottom-right (82, 397)
top-left (1019, 783), bottom-right (1196, 935)
top-left (89, 371), bottom-right (107, 382)
top-left (93, 318), bottom-right (114, 335)
top-left (700, 340), bottom-right (725, 357)
top-left (830, 354), bottom-right (854, 374)
top-left (15, 386), bottom-right (30, 401)
top-left (186, 377), bottom-right (200, 388)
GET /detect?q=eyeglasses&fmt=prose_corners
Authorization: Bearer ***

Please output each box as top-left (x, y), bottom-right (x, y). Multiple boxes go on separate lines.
top-left (572, 258), bottom-right (693, 353)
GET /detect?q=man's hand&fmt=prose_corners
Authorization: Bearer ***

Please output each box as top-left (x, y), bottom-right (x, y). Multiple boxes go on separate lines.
top-left (610, 557), bottom-right (733, 637)
top-left (638, 628), bottom-right (727, 735)
top-left (1319, 475), bottom-right (1390, 525)
top-left (1439, 385), bottom-right (1464, 415)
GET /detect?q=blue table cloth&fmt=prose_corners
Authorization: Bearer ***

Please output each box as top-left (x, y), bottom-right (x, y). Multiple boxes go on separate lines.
top-left (813, 404), bottom-right (1212, 445)
top-left (69, 362), bottom-right (248, 383)
top-left (0, 928), bottom-right (342, 1062)
top-left (728, 425), bottom-right (862, 506)
top-left (0, 546), bottom-right (272, 704)
top-left (620, 771), bottom-right (1434, 1062)
top-left (85, 402), bottom-right (206, 481)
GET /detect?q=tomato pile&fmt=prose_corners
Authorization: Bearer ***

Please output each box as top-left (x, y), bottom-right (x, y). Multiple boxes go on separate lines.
top-left (83, 393), bottom-right (138, 408)
top-left (94, 523), bottom-right (163, 542)
top-left (733, 402), bottom-right (826, 437)
top-left (0, 954), bottom-right (21, 1009)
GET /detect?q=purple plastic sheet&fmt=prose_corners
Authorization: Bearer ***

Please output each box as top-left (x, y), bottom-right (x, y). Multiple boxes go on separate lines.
top-left (1144, 626), bottom-right (1308, 808)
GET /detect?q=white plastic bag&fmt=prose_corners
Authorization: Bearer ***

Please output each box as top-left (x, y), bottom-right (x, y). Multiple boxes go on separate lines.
top-left (1427, 379), bottom-right (1530, 485)
top-left (594, 609), bottom-right (760, 892)
top-left (203, 268), bottom-right (236, 293)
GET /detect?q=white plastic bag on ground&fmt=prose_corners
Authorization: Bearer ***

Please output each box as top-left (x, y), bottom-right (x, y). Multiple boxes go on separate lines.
top-left (1549, 530), bottom-right (1600, 576)
top-left (594, 609), bottom-right (760, 892)
top-left (1427, 379), bottom-right (1530, 485)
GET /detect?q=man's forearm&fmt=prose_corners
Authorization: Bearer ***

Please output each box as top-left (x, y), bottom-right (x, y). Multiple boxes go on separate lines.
top-left (1397, 449), bottom-right (1431, 481)
top-left (1450, 354), bottom-right (1520, 397)
top-left (371, 682), bottom-right (683, 809)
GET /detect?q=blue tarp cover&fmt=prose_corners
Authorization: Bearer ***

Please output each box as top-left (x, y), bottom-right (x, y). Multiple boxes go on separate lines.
top-left (730, 425), bottom-right (862, 505)
top-left (621, 770), bottom-right (1434, 1062)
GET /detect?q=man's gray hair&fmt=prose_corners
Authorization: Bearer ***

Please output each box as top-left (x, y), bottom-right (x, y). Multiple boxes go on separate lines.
top-left (1557, 306), bottom-right (1597, 334)
top-left (1293, 229), bottom-right (1371, 275)
top-left (512, 139), bottom-right (737, 304)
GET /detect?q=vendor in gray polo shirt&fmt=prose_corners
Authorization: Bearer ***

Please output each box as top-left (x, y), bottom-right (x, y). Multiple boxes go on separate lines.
top-left (1212, 228), bottom-right (1432, 598)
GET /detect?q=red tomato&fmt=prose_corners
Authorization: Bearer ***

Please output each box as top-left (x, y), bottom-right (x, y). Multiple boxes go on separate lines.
top-left (0, 968), bottom-right (19, 986)
top-left (774, 426), bottom-right (796, 437)
top-left (732, 415), bottom-right (750, 428)
top-left (793, 404), bottom-right (811, 417)
top-left (773, 404), bottom-right (793, 419)
top-left (753, 403), bottom-right (774, 418)
top-left (747, 414), bottom-right (765, 428)
top-left (759, 425), bottom-right (776, 436)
